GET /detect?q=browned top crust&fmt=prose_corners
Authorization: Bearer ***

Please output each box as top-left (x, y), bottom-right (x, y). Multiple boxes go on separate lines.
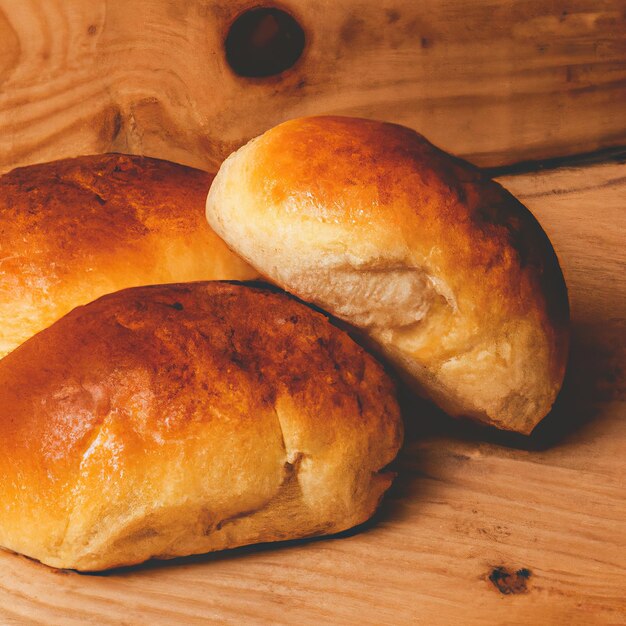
top-left (252, 117), bottom-right (568, 338)
top-left (0, 153), bottom-right (256, 357)
top-left (206, 116), bottom-right (570, 432)
top-left (0, 281), bottom-right (401, 570)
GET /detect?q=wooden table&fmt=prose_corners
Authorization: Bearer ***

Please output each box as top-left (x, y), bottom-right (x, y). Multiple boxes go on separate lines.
top-left (0, 160), bottom-right (624, 625)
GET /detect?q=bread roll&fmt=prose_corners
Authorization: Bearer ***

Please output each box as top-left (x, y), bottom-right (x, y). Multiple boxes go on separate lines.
top-left (206, 116), bottom-right (569, 434)
top-left (0, 154), bottom-right (257, 358)
top-left (0, 281), bottom-right (402, 571)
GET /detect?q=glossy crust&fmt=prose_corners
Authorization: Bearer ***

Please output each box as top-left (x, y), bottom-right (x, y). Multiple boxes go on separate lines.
top-left (0, 153), bottom-right (256, 358)
top-left (0, 282), bottom-right (402, 571)
top-left (207, 116), bottom-right (569, 433)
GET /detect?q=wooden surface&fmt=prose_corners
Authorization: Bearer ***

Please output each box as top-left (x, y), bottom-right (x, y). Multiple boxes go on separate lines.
top-left (0, 160), bottom-right (624, 625)
top-left (1, 0), bottom-right (626, 174)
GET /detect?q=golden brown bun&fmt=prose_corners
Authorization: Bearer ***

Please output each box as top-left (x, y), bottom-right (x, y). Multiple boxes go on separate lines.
top-left (0, 281), bottom-right (402, 571)
top-left (0, 154), bottom-right (256, 358)
top-left (207, 116), bottom-right (569, 434)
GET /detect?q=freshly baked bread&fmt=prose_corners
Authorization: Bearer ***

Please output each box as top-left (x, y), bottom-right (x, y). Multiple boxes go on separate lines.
top-left (0, 154), bottom-right (256, 358)
top-left (206, 116), bottom-right (569, 434)
top-left (0, 281), bottom-right (402, 571)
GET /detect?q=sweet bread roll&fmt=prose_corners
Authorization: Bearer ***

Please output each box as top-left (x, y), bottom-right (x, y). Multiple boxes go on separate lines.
top-left (0, 281), bottom-right (402, 571)
top-left (206, 116), bottom-right (569, 434)
top-left (0, 154), bottom-right (256, 358)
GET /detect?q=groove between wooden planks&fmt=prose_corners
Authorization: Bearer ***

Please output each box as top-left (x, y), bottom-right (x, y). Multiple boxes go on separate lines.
top-left (1, 0), bottom-right (626, 174)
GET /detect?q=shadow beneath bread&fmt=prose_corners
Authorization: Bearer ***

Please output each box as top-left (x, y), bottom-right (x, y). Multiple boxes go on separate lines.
top-left (400, 321), bottom-right (624, 451)
top-left (84, 512), bottom-right (396, 578)
top-left (83, 466), bottom-right (418, 578)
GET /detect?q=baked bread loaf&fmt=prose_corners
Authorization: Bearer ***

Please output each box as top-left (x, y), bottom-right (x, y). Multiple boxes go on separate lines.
top-left (0, 154), bottom-right (256, 358)
top-left (206, 116), bottom-right (569, 434)
top-left (0, 281), bottom-right (402, 571)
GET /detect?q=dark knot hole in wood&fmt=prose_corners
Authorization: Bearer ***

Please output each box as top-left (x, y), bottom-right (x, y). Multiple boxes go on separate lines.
top-left (225, 7), bottom-right (305, 78)
top-left (489, 567), bottom-right (532, 595)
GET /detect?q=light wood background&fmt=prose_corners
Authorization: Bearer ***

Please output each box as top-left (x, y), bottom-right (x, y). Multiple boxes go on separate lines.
top-left (1, 0), bottom-right (626, 174)
top-left (0, 160), bottom-right (624, 625)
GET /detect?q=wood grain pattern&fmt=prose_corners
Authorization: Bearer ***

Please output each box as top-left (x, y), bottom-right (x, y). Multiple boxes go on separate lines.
top-left (1, 0), bottom-right (626, 174)
top-left (0, 161), bottom-right (624, 625)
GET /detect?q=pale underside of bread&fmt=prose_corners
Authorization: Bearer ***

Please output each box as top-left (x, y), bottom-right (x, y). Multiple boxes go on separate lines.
top-left (206, 117), bottom-right (569, 434)
top-left (0, 153), bottom-right (257, 359)
top-left (0, 282), bottom-right (401, 571)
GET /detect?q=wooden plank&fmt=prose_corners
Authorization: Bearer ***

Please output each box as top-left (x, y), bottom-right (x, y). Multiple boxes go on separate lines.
top-left (1, 0), bottom-right (626, 174)
top-left (0, 161), bottom-right (624, 624)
